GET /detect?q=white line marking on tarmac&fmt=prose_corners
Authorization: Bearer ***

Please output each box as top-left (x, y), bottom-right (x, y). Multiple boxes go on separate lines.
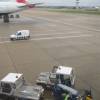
top-left (0, 34), bottom-right (92, 45)
top-left (0, 37), bottom-right (8, 39)
top-left (32, 16), bottom-right (100, 32)
top-left (31, 32), bottom-right (79, 37)
top-left (0, 32), bottom-right (81, 39)
top-left (0, 41), bottom-right (11, 44)
top-left (30, 34), bottom-right (92, 41)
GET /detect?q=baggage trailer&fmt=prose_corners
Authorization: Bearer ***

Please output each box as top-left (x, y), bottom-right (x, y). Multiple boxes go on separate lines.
top-left (0, 73), bottom-right (44, 100)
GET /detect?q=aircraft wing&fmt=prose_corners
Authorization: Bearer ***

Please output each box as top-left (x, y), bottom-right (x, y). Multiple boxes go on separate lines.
top-left (18, 3), bottom-right (43, 8)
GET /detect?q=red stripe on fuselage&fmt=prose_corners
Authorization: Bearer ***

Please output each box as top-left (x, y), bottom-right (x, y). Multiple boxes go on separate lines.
top-left (16, 0), bottom-right (26, 3)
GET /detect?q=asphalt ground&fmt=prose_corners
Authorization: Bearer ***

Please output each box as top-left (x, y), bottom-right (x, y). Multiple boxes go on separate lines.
top-left (0, 8), bottom-right (100, 99)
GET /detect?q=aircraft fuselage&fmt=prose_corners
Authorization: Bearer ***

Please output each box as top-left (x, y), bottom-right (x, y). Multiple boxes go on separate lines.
top-left (0, 2), bottom-right (30, 23)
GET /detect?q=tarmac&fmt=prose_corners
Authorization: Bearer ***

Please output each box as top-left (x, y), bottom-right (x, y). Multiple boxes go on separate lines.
top-left (0, 8), bottom-right (100, 99)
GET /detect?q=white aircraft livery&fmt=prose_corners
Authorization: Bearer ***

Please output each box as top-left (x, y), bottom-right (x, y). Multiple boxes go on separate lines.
top-left (0, 0), bottom-right (41, 23)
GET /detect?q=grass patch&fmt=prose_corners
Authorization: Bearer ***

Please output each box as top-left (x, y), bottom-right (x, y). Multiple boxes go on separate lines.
top-left (46, 8), bottom-right (100, 15)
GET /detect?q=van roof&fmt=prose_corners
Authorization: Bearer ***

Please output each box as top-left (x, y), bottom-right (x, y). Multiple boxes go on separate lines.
top-left (17, 30), bottom-right (29, 33)
top-left (1, 73), bottom-right (23, 83)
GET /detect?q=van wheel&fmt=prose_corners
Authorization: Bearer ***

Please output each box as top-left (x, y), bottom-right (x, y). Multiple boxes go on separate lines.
top-left (27, 36), bottom-right (30, 40)
top-left (22, 37), bottom-right (24, 40)
top-left (10, 38), bottom-right (13, 41)
top-left (28, 36), bottom-right (30, 39)
top-left (25, 36), bottom-right (29, 40)
top-left (10, 38), bottom-right (15, 41)
top-left (24, 37), bottom-right (27, 40)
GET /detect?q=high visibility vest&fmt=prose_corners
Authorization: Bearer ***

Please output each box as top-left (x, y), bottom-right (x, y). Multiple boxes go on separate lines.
top-left (64, 95), bottom-right (70, 100)
top-left (86, 96), bottom-right (92, 100)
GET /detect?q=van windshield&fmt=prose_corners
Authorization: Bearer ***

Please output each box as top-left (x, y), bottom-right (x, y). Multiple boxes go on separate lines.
top-left (16, 32), bottom-right (21, 35)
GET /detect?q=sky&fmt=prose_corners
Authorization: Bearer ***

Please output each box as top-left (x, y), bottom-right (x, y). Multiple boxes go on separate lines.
top-left (32, 0), bottom-right (100, 7)
top-left (0, 0), bottom-right (100, 7)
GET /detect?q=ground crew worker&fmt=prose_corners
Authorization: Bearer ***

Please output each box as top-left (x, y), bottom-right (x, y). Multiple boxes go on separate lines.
top-left (85, 90), bottom-right (93, 100)
top-left (64, 94), bottom-right (70, 100)
top-left (86, 96), bottom-right (93, 100)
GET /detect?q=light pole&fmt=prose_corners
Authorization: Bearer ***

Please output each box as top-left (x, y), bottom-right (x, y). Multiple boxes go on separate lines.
top-left (76, 0), bottom-right (80, 8)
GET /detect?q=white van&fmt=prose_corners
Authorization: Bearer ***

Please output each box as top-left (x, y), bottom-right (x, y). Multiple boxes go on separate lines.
top-left (10, 30), bottom-right (30, 40)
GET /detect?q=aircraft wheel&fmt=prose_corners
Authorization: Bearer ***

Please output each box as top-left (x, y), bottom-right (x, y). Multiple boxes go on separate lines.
top-left (16, 14), bottom-right (20, 18)
top-left (10, 15), bottom-right (14, 18)
top-left (0, 15), bottom-right (2, 19)
top-left (3, 14), bottom-right (9, 23)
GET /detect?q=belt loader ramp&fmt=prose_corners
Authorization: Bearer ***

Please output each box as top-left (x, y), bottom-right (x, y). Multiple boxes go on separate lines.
top-left (53, 84), bottom-right (93, 100)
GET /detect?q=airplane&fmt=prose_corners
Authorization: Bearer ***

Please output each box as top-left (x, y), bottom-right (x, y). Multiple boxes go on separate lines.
top-left (0, 0), bottom-right (42, 23)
